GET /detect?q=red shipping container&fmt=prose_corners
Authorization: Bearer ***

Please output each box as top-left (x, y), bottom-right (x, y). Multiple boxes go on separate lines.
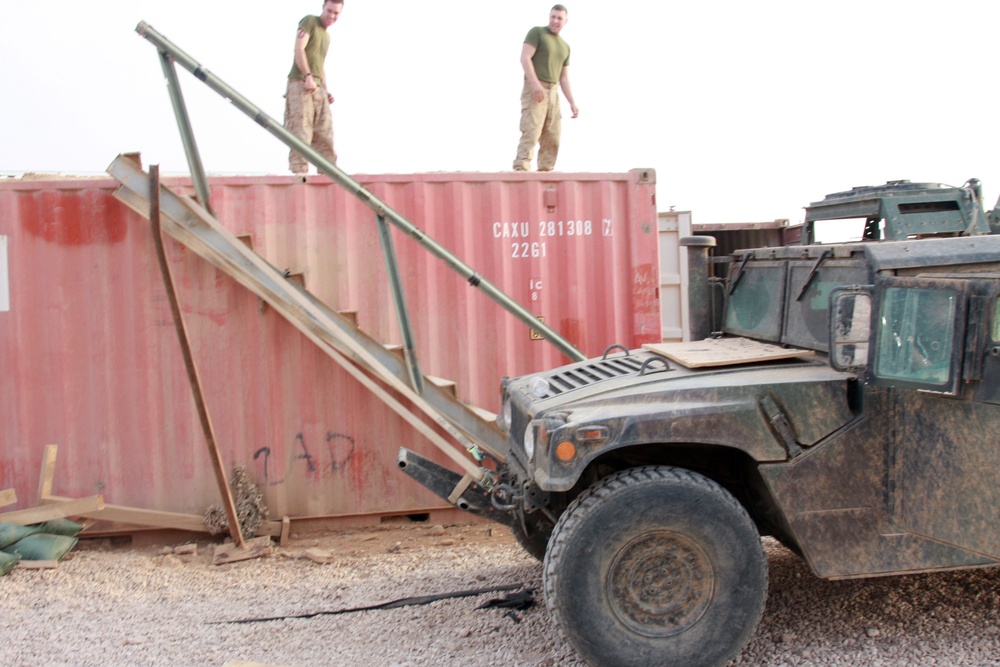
top-left (0, 170), bottom-right (659, 523)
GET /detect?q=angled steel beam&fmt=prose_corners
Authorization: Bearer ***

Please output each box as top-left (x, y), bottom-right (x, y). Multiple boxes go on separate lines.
top-left (135, 20), bottom-right (584, 364)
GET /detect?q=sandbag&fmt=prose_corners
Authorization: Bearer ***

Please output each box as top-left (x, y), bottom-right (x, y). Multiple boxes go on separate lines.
top-left (0, 550), bottom-right (19, 576)
top-left (2, 533), bottom-right (78, 561)
top-left (0, 523), bottom-right (42, 549)
top-left (32, 518), bottom-right (84, 537)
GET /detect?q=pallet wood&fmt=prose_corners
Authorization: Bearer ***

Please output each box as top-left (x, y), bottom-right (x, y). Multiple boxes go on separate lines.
top-left (0, 488), bottom-right (16, 508)
top-left (36, 444), bottom-right (58, 503)
top-left (41, 495), bottom-right (208, 533)
top-left (16, 560), bottom-right (59, 570)
top-left (0, 495), bottom-right (104, 526)
top-left (643, 337), bottom-right (815, 369)
top-left (212, 535), bottom-right (274, 566)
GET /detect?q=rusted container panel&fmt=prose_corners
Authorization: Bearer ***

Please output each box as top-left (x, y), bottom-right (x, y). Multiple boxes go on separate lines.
top-left (0, 170), bottom-right (659, 520)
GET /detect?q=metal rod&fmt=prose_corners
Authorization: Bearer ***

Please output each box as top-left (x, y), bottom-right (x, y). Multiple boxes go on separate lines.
top-left (136, 21), bottom-right (584, 363)
top-left (157, 52), bottom-right (213, 216)
top-left (149, 164), bottom-right (244, 548)
top-left (377, 214), bottom-right (424, 393)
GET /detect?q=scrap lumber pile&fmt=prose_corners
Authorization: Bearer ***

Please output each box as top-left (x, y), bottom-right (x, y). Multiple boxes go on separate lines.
top-left (1, 445), bottom-right (283, 574)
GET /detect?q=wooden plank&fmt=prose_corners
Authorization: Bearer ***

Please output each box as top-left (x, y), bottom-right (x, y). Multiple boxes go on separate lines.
top-left (148, 165), bottom-right (244, 549)
top-left (17, 560), bottom-right (59, 570)
top-left (0, 495), bottom-right (104, 526)
top-left (36, 444), bottom-right (58, 503)
top-left (41, 495), bottom-right (208, 533)
top-left (643, 337), bottom-right (815, 369)
top-left (212, 535), bottom-right (274, 565)
top-left (279, 516), bottom-right (291, 547)
top-left (0, 488), bottom-right (16, 508)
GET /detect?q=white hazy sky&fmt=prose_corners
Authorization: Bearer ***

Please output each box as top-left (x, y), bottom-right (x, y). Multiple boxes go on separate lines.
top-left (2, 0), bottom-right (1000, 225)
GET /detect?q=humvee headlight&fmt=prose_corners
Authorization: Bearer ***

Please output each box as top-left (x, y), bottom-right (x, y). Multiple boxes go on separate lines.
top-left (529, 376), bottom-right (551, 399)
top-left (523, 423), bottom-right (536, 460)
top-left (500, 395), bottom-right (512, 433)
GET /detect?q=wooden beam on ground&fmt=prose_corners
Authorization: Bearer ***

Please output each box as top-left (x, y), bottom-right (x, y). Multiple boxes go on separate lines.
top-left (0, 488), bottom-right (16, 508)
top-left (0, 495), bottom-right (104, 526)
top-left (279, 516), bottom-right (291, 547)
top-left (41, 495), bottom-right (209, 533)
top-left (17, 560), bottom-right (59, 570)
top-left (36, 444), bottom-right (58, 503)
top-left (212, 536), bottom-right (274, 565)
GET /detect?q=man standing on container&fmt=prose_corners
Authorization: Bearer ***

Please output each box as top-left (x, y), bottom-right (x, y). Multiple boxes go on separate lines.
top-left (513, 5), bottom-right (579, 172)
top-left (284, 0), bottom-right (344, 174)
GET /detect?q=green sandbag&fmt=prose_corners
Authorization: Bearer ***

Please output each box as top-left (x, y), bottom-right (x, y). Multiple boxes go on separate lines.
top-left (3, 533), bottom-right (78, 561)
top-left (0, 523), bottom-right (42, 549)
top-left (0, 550), bottom-right (19, 576)
top-left (32, 518), bottom-right (84, 537)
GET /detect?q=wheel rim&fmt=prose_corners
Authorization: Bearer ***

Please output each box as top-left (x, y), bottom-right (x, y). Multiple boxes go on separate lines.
top-left (606, 530), bottom-right (715, 638)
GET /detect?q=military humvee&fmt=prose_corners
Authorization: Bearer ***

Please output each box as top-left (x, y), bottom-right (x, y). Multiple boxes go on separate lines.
top-left (402, 179), bottom-right (1000, 666)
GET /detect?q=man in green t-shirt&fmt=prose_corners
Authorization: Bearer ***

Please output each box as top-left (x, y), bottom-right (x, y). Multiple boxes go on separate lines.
top-left (513, 5), bottom-right (579, 172)
top-left (284, 0), bottom-right (344, 174)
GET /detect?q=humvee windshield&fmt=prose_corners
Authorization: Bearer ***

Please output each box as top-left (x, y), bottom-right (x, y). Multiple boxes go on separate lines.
top-left (725, 264), bottom-right (784, 342)
top-left (726, 260), bottom-right (870, 351)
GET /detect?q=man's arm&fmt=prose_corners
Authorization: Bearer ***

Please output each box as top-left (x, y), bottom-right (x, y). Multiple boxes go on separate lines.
top-left (559, 66), bottom-right (579, 118)
top-left (294, 28), bottom-right (317, 92)
top-left (520, 42), bottom-right (546, 104)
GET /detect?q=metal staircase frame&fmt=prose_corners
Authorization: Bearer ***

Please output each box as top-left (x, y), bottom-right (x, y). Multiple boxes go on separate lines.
top-left (123, 21), bottom-right (586, 498)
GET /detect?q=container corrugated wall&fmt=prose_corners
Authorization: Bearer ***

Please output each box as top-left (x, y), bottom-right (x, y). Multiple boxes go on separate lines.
top-left (0, 170), bottom-right (659, 521)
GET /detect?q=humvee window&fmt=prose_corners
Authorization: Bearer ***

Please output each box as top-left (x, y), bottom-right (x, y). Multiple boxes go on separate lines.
top-left (786, 265), bottom-right (868, 349)
top-left (993, 297), bottom-right (1000, 341)
top-left (875, 287), bottom-right (956, 385)
top-left (724, 265), bottom-right (784, 341)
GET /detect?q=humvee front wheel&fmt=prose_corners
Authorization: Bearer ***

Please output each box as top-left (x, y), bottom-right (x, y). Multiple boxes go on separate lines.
top-left (543, 466), bottom-right (767, 667)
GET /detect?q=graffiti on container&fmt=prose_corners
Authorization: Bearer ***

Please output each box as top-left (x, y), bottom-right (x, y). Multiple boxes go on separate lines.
top-left (253, 431), bottom-right (357, 486)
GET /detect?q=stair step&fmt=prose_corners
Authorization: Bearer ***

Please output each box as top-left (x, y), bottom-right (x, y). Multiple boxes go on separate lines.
top-left (467, 405), bottom-right (498, 423)
top-left (338, 310), bottom-right (359, 327)
top-left (236, 234), bottom-right (254, 251)
top-left (425, 375), bottom-right (457, 397)
top-left (383, 343), bottom-right (404, 357)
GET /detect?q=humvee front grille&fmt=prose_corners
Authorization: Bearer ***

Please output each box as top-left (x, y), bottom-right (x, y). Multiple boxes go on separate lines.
top-left (539, 356), bottom-right (644, 398)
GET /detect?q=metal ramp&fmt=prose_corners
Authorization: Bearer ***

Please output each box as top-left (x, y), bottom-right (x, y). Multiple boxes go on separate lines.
top-left (121, 22), bottom-right (586, 504)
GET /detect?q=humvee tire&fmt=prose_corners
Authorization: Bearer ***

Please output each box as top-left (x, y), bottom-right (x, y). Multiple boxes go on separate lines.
top-left (543, 466), bottom-right (767, 667)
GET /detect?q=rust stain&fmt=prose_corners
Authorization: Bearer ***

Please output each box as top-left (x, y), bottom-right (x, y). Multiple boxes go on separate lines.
top-left (20, 191), bottom-right (128, 246)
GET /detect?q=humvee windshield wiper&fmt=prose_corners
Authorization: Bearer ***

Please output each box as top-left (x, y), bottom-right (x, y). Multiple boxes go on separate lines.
top-left (796, 249), bottom-right (832, 301)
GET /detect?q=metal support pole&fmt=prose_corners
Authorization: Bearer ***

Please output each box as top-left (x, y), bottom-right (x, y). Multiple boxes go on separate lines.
top-left (157, 52), bottom-right (213, 216)
top-left (149, 164), bottom-right (243, 548)
top-left (377, 214), bottom-right (424, 394)
top-left (136, 21), bottom-right (584, 363)
top-left (680, 236), bottom-right (717, 341)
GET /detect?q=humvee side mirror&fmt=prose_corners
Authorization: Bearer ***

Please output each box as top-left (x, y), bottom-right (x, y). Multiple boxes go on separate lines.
top-left (830, 288), bottom-right (873, 371)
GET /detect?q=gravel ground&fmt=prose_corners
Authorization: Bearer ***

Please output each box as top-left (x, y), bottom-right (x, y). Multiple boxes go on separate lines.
top-left (2, 521), bottom-right (1000, 667)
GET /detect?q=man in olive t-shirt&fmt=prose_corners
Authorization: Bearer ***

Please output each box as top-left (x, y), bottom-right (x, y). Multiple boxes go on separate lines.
top-left (513, 5), bottom-right (579, 172)
top-left (284, 0), bottom-right (344, 174)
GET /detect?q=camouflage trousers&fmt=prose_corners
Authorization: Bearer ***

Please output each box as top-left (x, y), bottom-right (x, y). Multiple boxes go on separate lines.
top-left (513, 79), bottom-right (561, 171)
top-left (284, 79), bottom-right (336, 174)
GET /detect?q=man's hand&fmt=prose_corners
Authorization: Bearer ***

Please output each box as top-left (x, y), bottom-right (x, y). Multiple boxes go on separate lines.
top-left (532, 84), bottom-right (546, 104)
